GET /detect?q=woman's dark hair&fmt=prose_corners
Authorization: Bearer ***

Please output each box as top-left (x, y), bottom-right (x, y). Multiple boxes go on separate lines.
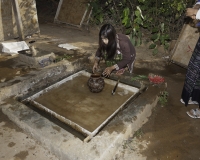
top-left (99, 24), bottom-right (117, 59)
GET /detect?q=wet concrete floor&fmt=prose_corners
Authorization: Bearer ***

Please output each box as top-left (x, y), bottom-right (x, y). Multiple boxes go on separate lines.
top-left (0, 109), bottom-right (58, 160)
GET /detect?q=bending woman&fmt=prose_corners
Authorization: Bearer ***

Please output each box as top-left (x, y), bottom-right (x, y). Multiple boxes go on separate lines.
top-left (93, 24), bottom-right (136, 77)
top-left (181, 3), bottom-right (200, 118)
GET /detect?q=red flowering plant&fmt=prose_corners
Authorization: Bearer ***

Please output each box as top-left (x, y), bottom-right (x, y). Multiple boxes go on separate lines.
top-left (148, 73), bottom-right (165, 84)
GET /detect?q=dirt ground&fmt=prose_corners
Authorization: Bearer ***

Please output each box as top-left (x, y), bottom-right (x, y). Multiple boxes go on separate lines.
top-left (1, 16), bottom-right (200, 160)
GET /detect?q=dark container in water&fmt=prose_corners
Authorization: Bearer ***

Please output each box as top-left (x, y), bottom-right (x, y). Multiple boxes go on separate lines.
top-left (87, 74), bottom-right (105, 93)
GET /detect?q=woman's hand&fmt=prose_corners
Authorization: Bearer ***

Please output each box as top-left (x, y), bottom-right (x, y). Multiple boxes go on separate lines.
top-left (103, 66), bottom-right (115, 77)
top-left (116, 68), bottom-right (125, 75)
top-left (186, 8), bottom-right (198, 19)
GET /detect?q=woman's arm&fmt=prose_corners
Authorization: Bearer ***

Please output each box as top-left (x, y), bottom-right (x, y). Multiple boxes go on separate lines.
top-left (93, 48), bottom-right (101, 73)
top-left (186, 8), bottom-right (198, 19)
top-left (186, 0), bottom-right (200, 20)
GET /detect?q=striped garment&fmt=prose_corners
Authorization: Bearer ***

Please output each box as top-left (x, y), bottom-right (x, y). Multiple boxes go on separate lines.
top-left (181, 37), bottom-right (200, 106)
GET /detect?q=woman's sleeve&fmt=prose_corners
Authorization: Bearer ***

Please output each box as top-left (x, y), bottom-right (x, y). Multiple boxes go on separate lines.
top-left (196, 0), bottom-right (200, 5)
top-left (196, 9), bottom-right (200, 19)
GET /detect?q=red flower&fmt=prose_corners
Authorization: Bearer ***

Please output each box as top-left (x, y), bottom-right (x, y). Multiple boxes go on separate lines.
top-left (148, 73), bottom-right (165, 84)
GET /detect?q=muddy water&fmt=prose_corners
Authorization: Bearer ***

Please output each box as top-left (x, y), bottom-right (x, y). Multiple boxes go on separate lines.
top-left (34, 75), bottom-right (136, 132)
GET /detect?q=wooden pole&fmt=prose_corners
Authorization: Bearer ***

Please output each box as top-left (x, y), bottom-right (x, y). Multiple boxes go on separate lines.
top-left (12, 0), bottom-right (25, 40)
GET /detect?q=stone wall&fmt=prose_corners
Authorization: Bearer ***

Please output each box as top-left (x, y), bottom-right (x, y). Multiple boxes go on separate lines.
top-left (0, 0), bottom-right (40, 41)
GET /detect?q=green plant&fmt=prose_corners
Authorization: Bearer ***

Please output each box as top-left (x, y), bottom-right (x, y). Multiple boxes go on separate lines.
top-left (55, 54), bottom-right (72, 62)
top-left (105, 60), bottom-right (116, 66)
top-left (63, 54), bottom-right (72, 59)
top-left (89, 0), bottom-right (196, 55)
top-left (149, 23), bottom-right (171, 55)
top-left (158, 91), bottom-right (169, 107)
top-left (131, 74), bottom-right (148, 81)
top-left (89, 0), bottom-right (104, 24)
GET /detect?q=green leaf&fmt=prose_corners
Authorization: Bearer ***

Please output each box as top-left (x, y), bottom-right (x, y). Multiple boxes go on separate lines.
top-left (177, 3), bottom-right (184, 11)
top-left (99, 15), bottom-right (103, 23)
top-left (160, 35), bottom-right (166, 45)
top-left (135, 10), bottom-right (141, 17)
top-left (131, 75), bottom-right (148, 81)
top-left (123, 7), bottom-right (130, 17)
top-left (134, 18), bottom-right (141, 25)
top-left (149, 43), bottom-right (157, 49)
top-left (122, 17), bottom-right (129, 26)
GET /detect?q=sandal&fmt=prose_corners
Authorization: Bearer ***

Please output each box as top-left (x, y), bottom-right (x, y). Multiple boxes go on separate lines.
top-left (186, 108), bottom-right (200, 118)
top-left (180, 99), bottom-right (199, 105)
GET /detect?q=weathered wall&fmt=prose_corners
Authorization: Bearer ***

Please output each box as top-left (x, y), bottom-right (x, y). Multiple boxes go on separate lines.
top-left (0, 0), bottom-right (40, 41)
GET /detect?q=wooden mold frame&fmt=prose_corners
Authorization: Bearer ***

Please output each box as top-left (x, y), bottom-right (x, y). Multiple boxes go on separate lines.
top-left (22, 70), bottom-right (140, 142)
top-left (170, 24), bottom-right (199, 68)
top-left (54, 0), bottom-right (92, 27)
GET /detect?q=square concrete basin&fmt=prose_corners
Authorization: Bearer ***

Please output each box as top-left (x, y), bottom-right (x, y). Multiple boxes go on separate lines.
top-left (23, 70), bottom-right (139, 141)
